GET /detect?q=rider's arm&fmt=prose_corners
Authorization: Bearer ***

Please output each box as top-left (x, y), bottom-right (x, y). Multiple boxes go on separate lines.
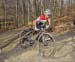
top-left (33, 17), bottom-right (40, 26)
top-left (33, 20), bottom-right (36, 26)
top-left (48, 18), bottom-right (51, 26)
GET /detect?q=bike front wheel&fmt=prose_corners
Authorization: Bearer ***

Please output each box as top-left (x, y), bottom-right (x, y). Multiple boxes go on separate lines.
top-left (42, 33), bottom-right (55, 46)
top-left (39, 33), bottom-right (55, 58)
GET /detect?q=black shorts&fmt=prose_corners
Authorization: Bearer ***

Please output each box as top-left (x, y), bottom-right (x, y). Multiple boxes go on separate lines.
top-left (36, 21), bottom-right (45, 29)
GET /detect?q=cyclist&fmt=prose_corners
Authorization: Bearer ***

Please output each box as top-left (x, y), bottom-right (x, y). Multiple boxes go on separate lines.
top-left (33, 9), bottom-right (52, 31)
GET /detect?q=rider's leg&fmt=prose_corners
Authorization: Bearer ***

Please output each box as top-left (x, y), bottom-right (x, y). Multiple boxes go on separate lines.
top-left (34, 25), bottom-right (39, 31)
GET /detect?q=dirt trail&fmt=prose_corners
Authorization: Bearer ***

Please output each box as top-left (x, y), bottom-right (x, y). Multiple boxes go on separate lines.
top-left (0, 39), bottom-right (73, 62)
top-left (0, 29), bottom-right (75, 62)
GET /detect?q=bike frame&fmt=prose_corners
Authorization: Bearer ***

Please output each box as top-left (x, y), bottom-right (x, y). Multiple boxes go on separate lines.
top-left (27, 28), bottom-right (49, 41)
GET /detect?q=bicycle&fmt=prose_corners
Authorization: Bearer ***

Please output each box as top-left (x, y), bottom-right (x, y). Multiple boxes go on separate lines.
top-left (20, 27), bottom-right (55, 58)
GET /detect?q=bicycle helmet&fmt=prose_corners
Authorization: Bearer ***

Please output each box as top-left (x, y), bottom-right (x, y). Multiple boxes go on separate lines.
top-left (44, 9), bottom-right (52, 16)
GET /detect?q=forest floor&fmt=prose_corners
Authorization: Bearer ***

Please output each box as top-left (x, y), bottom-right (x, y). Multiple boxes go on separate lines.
top-left (0, 27), bottom-right (75, 62)
top-left (1, 39), bottom-right (75, 62)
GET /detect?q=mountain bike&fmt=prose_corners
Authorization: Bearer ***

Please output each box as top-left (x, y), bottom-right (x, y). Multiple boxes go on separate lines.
top-left (20, 27), bottom-right (55, 46)
top-left (20, 27), bottom-right (55, 57)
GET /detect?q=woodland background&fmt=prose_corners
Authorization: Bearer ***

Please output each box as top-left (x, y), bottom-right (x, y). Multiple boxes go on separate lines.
top-left (0, 0), bottom-right (75, 33)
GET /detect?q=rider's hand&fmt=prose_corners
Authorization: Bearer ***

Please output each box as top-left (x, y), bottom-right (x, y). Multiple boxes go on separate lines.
top-left (47, 25), bottom-right (53, 32)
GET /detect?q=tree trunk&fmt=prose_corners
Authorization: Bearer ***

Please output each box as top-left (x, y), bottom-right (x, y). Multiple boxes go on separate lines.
top-left (22, 0), bottom-right (26, 25)
top-left (15, 0), bottom-right (19, 28)
top-left (4, 0), bottom-right (7, 29)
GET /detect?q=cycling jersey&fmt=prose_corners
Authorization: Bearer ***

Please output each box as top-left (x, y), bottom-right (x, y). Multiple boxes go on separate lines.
top-left (36, 15), bottom-right (49, 22)
top-left (34, 15), bottom-right (50, 31)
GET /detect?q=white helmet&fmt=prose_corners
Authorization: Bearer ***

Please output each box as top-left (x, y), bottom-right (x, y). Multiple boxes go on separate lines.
top-left (44, 9), bottom-right (52, 16)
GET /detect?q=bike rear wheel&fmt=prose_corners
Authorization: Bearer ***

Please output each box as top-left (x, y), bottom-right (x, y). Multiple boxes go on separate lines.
top-left (20, 31), bottom-right (35, 48)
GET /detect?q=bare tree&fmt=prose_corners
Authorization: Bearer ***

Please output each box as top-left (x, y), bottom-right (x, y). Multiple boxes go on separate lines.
top-left (4, 0), bottom-right (7, 29)
top-left (15, 0), bottom-right (19, 28)
top-left (21, 0), bottom-right (26, 25)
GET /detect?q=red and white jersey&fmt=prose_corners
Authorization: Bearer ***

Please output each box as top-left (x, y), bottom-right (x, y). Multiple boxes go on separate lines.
top-left (34, 15), bottom-right (50, 30)
top-left (36, 15), bottom-right (49, 22)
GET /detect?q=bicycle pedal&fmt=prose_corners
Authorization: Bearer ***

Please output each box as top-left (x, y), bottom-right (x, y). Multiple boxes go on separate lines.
top-left (30, 42), bottom-right (34, 45)
top-left (30, 42), bottom-right (34, 44)
top-left (44, 44), bottom-right (48, 46)
top-left (29, 43), bottom-right (33, 46)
